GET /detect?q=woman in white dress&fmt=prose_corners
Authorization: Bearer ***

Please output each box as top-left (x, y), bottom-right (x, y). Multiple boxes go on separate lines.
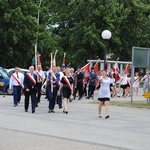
top-left (97, 70), bottom-right (115, 119)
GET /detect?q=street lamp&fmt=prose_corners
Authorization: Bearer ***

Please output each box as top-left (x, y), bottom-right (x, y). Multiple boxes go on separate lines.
top-left (101, 30), bottom-right (112, 70)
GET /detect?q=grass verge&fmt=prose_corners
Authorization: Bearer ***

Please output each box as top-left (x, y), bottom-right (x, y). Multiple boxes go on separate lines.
top-left (110, 100), bottom-right (150, 109)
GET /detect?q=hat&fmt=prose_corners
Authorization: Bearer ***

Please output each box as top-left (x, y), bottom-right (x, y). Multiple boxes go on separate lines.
top-left (91, 66), bottom-right (94, 70)
top-left (77, 66), bottom-right (81, 69)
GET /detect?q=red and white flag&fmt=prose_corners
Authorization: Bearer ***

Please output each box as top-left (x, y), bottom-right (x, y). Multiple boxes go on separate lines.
top-left (112, 59), bottom-right (120, 83)
top-left (94, 60), bottom-right (100, 73)
top-left (81, 62), bottom-right (91, 73)
top-left (62, 52), bottom-right (66, 66)
top-left (125, 63), bottom-right (130, 74)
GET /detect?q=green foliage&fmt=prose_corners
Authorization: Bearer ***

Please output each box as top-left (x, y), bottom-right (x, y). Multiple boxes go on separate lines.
top-left (0, 0), bottom-right (149, 68)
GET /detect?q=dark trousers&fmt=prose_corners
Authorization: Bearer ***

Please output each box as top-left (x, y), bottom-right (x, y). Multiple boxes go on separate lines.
top-left (74, 82), bottom-right (83, 99)
top-left (83, 83), bottom-right (87, 96)
top-left (48, 87), bottom-right (57, 110)
top-left (45, 85), bottom-right (49, 99)
top-left (88, 85), bottom-right (95, 97)
top-left (57, 86), bottom-right (62, 107)
top-left (24, 89), bottom-right (36, 111)
top-left (57, 95), bottom-right (62, 107)
top-left (36, 82), bottom-right (42, 103)
top-left (13, 85), bottom-right (21, 105)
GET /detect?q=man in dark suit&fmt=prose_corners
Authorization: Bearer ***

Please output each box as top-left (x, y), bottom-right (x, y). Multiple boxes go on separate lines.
top-left (73, 66), bottom-right (84, 100)
top-left (23, 66), bottom-right (38, 113)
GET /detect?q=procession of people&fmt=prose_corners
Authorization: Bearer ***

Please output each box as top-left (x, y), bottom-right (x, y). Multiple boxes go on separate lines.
top-left (9, 61), bottom-right (148, 118)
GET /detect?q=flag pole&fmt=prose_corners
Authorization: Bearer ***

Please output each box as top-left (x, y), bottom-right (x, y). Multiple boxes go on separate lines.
top-left (50, 53), bottom-right (53, 93)
top-left (53, 50), bottom-right (58, 67)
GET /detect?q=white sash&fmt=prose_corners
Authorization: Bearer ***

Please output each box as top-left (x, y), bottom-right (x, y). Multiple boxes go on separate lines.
top-left (26, 73), bottom-right (36, 85)
top-left (134, 76), bottom-right (139, 83)
top-left (63, 76), bottom-right (72, 90)
top-left (12, 74), bottom-right (23, 88)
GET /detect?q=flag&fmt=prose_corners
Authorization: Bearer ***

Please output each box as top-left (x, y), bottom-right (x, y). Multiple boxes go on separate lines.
top-left (81, 62), bottom-right (91, 84)
top-left (81, 62), bottom-right (91, 73)
top-left (62, 52), bottom-right (66, 66)
top-left (112, 59), bottom-right (120, 82)
top-left (94, 59), bottom-right (100, 73)
top-left (125, 63), bottom-right (130, 74)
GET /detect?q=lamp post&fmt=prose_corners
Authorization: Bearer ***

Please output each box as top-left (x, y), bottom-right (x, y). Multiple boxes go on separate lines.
top-left (101, 30), bottom-right (112, 70)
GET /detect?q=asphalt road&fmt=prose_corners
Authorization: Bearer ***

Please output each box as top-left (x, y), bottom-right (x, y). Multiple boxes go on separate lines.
top-left (0, 89), bottom-right (150, 150)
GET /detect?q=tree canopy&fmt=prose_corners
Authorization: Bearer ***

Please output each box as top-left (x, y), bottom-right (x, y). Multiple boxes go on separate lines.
top-left (0, 0), bottom-right (149, 68)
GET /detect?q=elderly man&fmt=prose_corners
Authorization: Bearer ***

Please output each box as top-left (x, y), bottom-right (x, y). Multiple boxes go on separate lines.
top-left (9, 67), bottom-right (24, 107)
top-left (23, 66), bottom-right (38, 113)
top-left (35, 65), bottom-right (45, 106)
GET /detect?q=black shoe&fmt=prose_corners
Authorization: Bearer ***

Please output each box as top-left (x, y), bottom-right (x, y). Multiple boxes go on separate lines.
top-left (63, 110), bottom-right (68, 114)
top-left (78, 97), bottom-right (81, 100)
top-left (48, 110), bottom-right (55, 113)
top-left (86, 96), bottom-right (91, 99)
top-left (105, 115), bottom-right (110, 119)
top-left (18, 101), bottom-right (20, 103)
top-left (59, 106), bottom-right (62, 109)
top-left (25, 109), bottom-right (28, 112)
top-left (32, 110), bottom-right (35, 113)
top-left (36, 104), bottom-right (38, 107)
top-left (14, 104), bottom-right (17, 107)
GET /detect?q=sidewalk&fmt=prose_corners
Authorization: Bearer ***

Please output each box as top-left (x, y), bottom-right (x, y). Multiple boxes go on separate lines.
top-left (0, 91), bottom-right (150, 150)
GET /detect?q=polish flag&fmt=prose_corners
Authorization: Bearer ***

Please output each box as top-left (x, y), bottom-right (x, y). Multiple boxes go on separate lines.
top-left (81, 62), bottom-right (91, 73)
top-left (112, 60), bottom-right (120, 82)
top-left (125, 63), bottom-right (130, 74)
top-left (94, 60), bottom-right (100, 73)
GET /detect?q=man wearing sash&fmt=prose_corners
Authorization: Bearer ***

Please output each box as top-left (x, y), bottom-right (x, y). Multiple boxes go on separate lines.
top-left (47, 67), bottom-right (58, 113)
top-left (35, 65), bottom-right (45, 106)
top-left (23, 66), bottom-right (37, 113)
top-left (56, 66), bottom-right (63, 108)
top-left (9, 67), bottom-right (24, 107)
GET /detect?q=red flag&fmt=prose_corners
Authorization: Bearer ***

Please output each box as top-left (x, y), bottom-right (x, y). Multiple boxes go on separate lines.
top-left (112, 61), bottom-right (120, 83)
top-left (125, 63), bottom-right (130, 74)
top-left (81, 62), bottom-right (91, 83)
top-left (94, 60), bottom-right (100, 73)
top-left (62, 52), bottom-right (66, 66)
top-left (81, 62), bottom-right (91, 73)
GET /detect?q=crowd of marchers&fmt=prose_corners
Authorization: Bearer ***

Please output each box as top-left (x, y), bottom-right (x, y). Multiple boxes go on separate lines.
top-left (9, 65), bottom-right (149, 118)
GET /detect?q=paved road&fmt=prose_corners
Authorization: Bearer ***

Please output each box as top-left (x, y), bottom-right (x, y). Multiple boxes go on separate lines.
top-left (0, 88), bottom-right (150, 150)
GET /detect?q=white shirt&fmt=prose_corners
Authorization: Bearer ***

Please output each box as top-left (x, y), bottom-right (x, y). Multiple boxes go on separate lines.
top-left (120, 75), bottom-right (128, 85)
top-left (9, 72), bottom-right (24, 88)
top-left (59, 71), bottom-right (64, 80)
top-left (98, 77), bottom-right (113, 98)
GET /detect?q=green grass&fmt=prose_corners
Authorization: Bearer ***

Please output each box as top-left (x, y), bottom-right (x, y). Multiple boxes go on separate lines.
top-left (110, 100), bottom-right (150, 109)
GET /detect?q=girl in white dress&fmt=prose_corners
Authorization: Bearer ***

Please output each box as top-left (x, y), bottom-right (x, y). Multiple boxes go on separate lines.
top-left (133, 72), bottom-right (140, 95)
top-left (97, 70), bottom-right (115, 119)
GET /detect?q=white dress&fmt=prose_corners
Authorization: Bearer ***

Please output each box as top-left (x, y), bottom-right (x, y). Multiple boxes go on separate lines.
top-left (133, 76), bottom-right (139, 88)
top-left (98, 77), bottom-right (113, 98)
